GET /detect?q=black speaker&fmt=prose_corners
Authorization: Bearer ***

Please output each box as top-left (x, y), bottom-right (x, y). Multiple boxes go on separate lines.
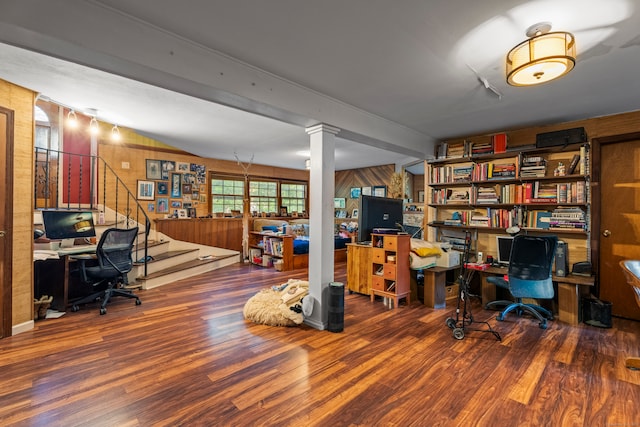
top-left (555, 240), bottom-right (568, 277)
top-left (536, 127), bottom-right (587, 148)
top-left (327, 282), bottom-right (344, 333)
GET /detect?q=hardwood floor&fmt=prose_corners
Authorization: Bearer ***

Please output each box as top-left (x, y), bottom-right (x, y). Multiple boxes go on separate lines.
top-left (1, 261), bottom-right (639, 426)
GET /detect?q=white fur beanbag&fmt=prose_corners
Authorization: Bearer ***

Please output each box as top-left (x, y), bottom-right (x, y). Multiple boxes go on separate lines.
top-left (243, 279), bottom-right (309, 326)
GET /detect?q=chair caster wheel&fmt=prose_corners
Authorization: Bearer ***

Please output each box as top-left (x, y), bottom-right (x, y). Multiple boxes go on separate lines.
top-left (445, 317), bottom-right (456, 329)
top-left (100, 308), bottom-right (107, 315)
top-left (135, 299), bottom-right (141, 306)
top-left (453, 328), bottom-right (464, 340)
top-left (71, 305), bottom-right (79, 312)
top-left (538, 321), bottom-right (547, 329)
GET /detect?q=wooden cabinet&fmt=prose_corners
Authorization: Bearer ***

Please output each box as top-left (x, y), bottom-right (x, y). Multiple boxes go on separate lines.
top-left (369, 233), bottom-right (410, 308)
top-left (248, 232), bottom-right (293, 271)
top-left (346, 243), bottom-right (372, 295)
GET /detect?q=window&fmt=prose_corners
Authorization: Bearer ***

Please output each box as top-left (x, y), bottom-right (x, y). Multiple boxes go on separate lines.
top-left (210, 173), bottom-right (308, 215)
top-left (281, 182), bottom-right (307, 214)
top-left (249, 180), bottom-right (278, 214)
top-left (210, 178), bottom-right (244, 213)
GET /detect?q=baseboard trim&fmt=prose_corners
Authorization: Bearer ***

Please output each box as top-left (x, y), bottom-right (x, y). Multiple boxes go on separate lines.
top-left (303, 317), bottom-right (327, 330)
top-left (12, 320), bottom-right (35, 336)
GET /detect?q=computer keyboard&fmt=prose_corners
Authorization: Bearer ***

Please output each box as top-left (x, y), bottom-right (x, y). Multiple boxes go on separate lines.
top-left (57, 244), bottom-right (97, 255)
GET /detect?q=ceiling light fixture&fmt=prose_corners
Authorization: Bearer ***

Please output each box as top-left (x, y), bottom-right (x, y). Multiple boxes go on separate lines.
top-left (67, 109), bottom-right (78, 128)
top-left (111, 124), bottom-right (121, 142)
top-left (87, 108), bottom-right (99, 135)
top-left (506, 22), bottom-right (576, 86)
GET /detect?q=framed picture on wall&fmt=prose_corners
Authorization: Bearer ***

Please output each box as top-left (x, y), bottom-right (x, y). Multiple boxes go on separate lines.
top-left (161, 160), bottom-right (176, 179)
top-left (157, 198), bottom-right (169, 213)
top-left (334, 198), bottom-right (346, 209)
top-left (146, 159), bottom-right (162, 180)
top-left (171, 173), bottom-right (182, 198)
top-left (373, 185), bottom-right (386, 197)
top-left (177, 162), bottom-right (190, 172)
top-left (418, 190), bottom-right (425, 203)
top-left (157, 181), bottom-right (168, 195)
top-left (137, 180), bottom-right (155, 200)
top-left (177, 209), bottom-right (188, 219)
top-left (361, 186), bottom-right (372, 196)
top-left (350, 187), bottom-right (361, 199)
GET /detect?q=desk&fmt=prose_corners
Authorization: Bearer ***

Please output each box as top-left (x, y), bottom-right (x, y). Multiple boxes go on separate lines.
top-left (34, 248), bottom-right (96, 311)
top-left (478, 266), bottom-right (595, 325)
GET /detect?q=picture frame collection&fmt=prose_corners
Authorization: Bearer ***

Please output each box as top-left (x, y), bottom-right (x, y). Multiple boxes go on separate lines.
top-left (140, 159), bottom-right (208, 217)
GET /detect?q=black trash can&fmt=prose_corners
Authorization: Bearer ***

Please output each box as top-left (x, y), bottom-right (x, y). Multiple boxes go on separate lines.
top-left (582, 297), bottom-right (612, 328)
top-left (327, 282), bottom-right (344, 333)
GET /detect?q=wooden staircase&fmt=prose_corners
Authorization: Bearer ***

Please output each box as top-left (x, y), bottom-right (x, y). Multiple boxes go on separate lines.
top-left (111, 224), bottom-right (241, 290)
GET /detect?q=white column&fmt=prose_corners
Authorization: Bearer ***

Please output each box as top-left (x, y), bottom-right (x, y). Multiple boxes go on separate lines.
top-left (304, 123), bottom-right (340, 330)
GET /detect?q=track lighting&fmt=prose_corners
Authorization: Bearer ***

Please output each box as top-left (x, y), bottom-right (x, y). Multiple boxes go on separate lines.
top-left (89, 116), bottom-right (99, 135)
top-left (67, 110), bottom-right (78, 128)
top-left (111, 124), bottom-right (121, 142)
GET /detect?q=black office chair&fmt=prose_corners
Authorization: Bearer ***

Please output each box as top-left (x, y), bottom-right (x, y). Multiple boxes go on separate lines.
top-left (71, 227), bottom-right (141, 315)
top-left (485, 234), bottom-right (558, 329)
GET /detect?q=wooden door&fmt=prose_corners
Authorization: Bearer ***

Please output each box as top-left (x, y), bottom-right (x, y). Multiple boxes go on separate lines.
top-left (0, 106), bottom-right (14, 339)
top-left (595, 135), bottom-right (640, 320)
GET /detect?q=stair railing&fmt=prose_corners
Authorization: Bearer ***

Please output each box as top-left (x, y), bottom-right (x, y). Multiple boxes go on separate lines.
top-left (34, 147), bottom-right (151, 276)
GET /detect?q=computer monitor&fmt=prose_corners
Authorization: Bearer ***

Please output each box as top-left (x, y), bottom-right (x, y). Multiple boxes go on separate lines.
top-left (357, 195), bottom-right (404, 243)
top-left (41, 210), bottom-right (96, 245)
top-left (495, 235), bottom-right (514, 266)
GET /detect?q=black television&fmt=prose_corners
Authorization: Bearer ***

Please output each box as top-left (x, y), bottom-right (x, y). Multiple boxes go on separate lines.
top-left (41, 210), bottom-right (96, 240)
top-left (357, 195), bottom-right (404, 243)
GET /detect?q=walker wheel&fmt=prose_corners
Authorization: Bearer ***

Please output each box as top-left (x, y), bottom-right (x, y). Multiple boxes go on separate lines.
top-left (135, 299), bottom-right (142, 306)
top-left (100, 308), bottom-right (107, 315)
top-left (445, 317), bottom-right (456, 329)
top-left (71, 305), bottom-right (79, 312)
top-left (453, 328), bottom-right (465, 340)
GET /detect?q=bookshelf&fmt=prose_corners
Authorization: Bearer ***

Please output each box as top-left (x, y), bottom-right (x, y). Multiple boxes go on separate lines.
top-left (248, 231), bottom-right (294, 271)
top-left (428, 140), bottom-right (590, 259)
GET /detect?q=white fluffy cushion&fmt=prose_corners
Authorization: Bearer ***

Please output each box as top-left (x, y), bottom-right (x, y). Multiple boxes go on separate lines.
top-left (243, 279), bottom-right (309, 326)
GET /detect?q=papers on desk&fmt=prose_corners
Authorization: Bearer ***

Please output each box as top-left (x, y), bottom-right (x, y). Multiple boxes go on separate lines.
top-left (34, 250), bottom-right (60, 261)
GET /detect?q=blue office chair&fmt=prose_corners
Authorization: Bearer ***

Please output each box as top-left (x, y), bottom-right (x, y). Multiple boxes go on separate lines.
top-left (485, 234), bottom-right (558, 329)
top-left (71, 227), bottom-right (141, 315)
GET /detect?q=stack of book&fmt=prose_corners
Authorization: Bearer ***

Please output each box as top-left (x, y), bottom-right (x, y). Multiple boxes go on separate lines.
top-left (550, 207), bottom-right (586, 230)
top-left (520, 156), bottom-right (547, 178)
top-left (447, 189), bottom-right (470, 204)
top-left (473, 186), bottom-right (499, 204)
top-left (489, 162), bottom-right (517, 178)
top-left (470, 213), bottom-right (490, 227)
top-left (452, 165), bottom-right (473, 182)
top-left (471, 141), bottom-right (493, 156)
top-left (447, 142), bottom-right (466, 159)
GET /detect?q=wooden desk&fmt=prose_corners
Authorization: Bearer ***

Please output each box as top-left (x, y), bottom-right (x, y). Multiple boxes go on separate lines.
top-left (34, 251), bottom-right (96, 311)
top-left (478, 265), bottom-right (595, 325)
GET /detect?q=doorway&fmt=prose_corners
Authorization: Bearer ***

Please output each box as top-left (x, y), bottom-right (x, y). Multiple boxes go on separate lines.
top-left (592, 133), bottom-right (640, 320)
top-left (0, 106), bottom-right (14, 339)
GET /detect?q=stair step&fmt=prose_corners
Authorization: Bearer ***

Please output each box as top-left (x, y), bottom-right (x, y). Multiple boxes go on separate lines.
top-left (140, 255), bottom-right (232, 279)
top-left (137, 253), bottom-right (239, 289)
top-left (133, 249), bottom-right (197, 265)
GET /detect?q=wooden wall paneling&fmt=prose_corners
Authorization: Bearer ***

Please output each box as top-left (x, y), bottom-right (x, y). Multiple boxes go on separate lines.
top-left (0, 79), bottom-right (36, 329)
top-left (335, 164), bottom-right (395, 216)
top-left (155, 218), bottom-right (243, 251)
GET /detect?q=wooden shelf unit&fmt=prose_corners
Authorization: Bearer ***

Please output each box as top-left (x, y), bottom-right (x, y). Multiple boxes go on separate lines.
top-left (248, 231), bottom-right (294, 271)
top-left (428, 140), bottom-right (590, 267)
top-left (369, 233), bottom-right (410, 308)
